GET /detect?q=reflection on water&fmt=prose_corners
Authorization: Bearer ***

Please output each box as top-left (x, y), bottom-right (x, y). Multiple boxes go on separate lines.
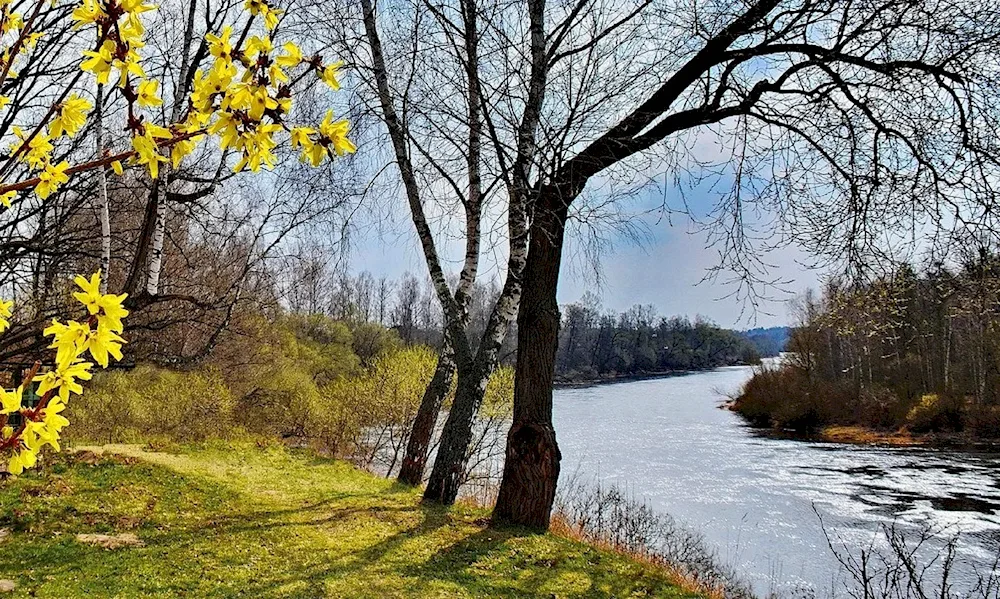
top-left (552, 366), bottom-right (1000, 596)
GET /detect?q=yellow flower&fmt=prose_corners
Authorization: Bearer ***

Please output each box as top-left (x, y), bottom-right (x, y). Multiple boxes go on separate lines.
top-left (113, 49), bottom-right (146, 87)
top-left (318, 110), bottom-right (356, 156)
top-left (7, 447), bottom-right (37, 475)
top-left (34, 360), bottom-right (93, 403)
top-left (290, 127), bottom-right (326, 166)
top-left (82, 325), bottom-right (125, 368)
top-left (1, 11), bottom-right (23, 35)
top-left (49, 95), bottom-right (92, 138)
top-left (44, 319), bottom-right (90, 366)
top-left (0, 386), bottom-right (21, 415)
top-left (97, 293), bottom-right (129, 334)
top-left (71, 0), bottom-right (105, 26)
top-left (319, 61), bottom-right (343, 90)
top-left (72, 271), bottom-right (102, 314)
top-left (36, 161), bottom-right (70, 199)
top-left (0, 191), bottom-right (14, 208)
top-left (136, 79), bottom-right (162, 107)
top-left (234, 123), bottom-right (281, 172)
top-left (112, 160), bottom-right (124, 175)
top-left (0, 298), bottom-right (10, 332)
top-left (208, 111), bottom-right (242, 151)
top-left (171, 137), bottom-right (198, 168)
top-left (132, 129), bottom-right (169, 179)
top-left (120, 0), bottom-right (155, 15)
top-left (81, 40), bottom-right (116, 85)
top-left (245, 0), bottom-right (281, 30)
top-left (248, 85), bottom-right (277, 121)
top-left (276, 42), bottom-right (302, 67)
top-left (245, 35), bottom-right (273, 59)
top-left (13, 127), bottom-right (54, 169)
top-left (21, 32), bottom-right (43, 52)
top-left (269, 64), bottom-right (288, 84)
top-left (205, 26), bottom-right (233, 61)
top-left (0, 95), bottom-right (9, 110)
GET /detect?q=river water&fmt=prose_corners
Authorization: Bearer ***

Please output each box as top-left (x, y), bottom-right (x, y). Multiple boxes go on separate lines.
top-left (552, 366), bottom-right (1000, 597)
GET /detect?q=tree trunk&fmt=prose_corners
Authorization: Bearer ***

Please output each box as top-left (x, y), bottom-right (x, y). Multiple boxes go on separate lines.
top-left (423, 359), bottom-right (492, 503)
top-left (146, 186), bottom-right (166, 295)
top-left (492, 200), bottom-right (567, 530)
top-left (397, 343), bottom-right (456, 486)
top-left (92, 83), bottom-right (111, 292)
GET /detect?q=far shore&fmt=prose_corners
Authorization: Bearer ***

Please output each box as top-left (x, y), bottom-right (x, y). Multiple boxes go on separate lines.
top-left (553, 362), bottom-right (758, 389)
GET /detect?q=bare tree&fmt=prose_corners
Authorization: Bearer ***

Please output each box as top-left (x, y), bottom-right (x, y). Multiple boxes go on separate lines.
top-left (490, 0), bottom-right (1000, 528)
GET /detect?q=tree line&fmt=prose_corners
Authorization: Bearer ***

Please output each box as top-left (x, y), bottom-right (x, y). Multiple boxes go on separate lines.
top-left (734, 251), bottom-right (1000, 438)
top-left (556, 297), bottom-right (761, 381)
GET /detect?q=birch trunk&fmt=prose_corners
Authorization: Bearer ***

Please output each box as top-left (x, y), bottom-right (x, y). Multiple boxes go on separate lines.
top-left (95, 83), bottom-right (110, 292)
top-left (145, 0), bottom-right (197, 296)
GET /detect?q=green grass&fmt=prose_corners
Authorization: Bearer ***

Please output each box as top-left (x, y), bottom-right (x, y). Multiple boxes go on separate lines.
top-left (0, 442), bottom-right (699, 598)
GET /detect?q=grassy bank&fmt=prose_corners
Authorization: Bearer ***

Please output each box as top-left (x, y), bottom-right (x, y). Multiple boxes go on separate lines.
top-left (0, 443), bottom-right (701, 598)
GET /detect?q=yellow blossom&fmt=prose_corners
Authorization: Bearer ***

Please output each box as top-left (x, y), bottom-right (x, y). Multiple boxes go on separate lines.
top-left (82, 325), bottom-right (125, 368)
top-left (0, 299), bottom-right (10, 333)
top-left (132, 129), bottom-right (169, 178)
top-left (277, 42), bottom-right (302, 68)
top-left (319, 61), bottom-right (343, 90)
top-left (318, 110), bottom-right (356, 156)
top-left (71, 0), bottom-right (104, 26)
top-left (136, 79), bottom-right (162, 107)
top-left (34, 360), bottom-right (93, 403)
top-left (36, 161), bottom-right (70, 199)
top-left (81, 40), bottom-right (116, 85)
top-left (44, 319), bottom-right (91, 365)
top-left (7, 448), bottom-right (37, 475)
top-left (72, 272), bottom-right (102, 314)
top-left (0, 191), bottom-right (12, 209)
top-left (49, 95), bottom-right (92, 138)
top-left (0, 386), bottom-right (21, 415)
top-left (205, 27), bottom-right (233, 61)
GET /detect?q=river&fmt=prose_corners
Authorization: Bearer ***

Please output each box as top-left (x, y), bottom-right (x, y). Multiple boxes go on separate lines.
top-left (552, 366), bottom-right (1000, 597)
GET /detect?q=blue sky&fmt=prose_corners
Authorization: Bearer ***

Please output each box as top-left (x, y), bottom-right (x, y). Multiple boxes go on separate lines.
top-left (342, 183), bottom-right (823, 328)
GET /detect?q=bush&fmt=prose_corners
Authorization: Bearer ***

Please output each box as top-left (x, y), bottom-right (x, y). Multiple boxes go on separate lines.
top-left (70, 365), bottom-right (234, 443)
top-left (905, 393), bottom-right (963, 433)
top-left (967, 404), bottom-right (1000, 438)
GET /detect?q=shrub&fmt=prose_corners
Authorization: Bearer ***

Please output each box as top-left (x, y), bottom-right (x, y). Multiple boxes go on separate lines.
top-left (905, 393), bottom-right (963, 433)
top-left (70, 365), bottom-right (234, 443)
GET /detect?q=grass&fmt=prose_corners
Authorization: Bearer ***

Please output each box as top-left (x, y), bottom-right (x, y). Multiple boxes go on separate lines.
top-left (0, 442), bottom-right (701, 598)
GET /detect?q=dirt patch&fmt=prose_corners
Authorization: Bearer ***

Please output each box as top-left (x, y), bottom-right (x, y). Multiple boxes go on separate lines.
top-left (75, 533), bottom-right (145, 549)
top-left (0, 580), bottom-right (15, 593)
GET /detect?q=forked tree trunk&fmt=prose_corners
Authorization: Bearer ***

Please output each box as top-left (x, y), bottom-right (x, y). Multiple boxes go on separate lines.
top-left (423, 360), bottom-right (492, 503)
top-left (492, 201), bottom-right (567, 530)
top-left (397, 344), bottom-right (456, 485)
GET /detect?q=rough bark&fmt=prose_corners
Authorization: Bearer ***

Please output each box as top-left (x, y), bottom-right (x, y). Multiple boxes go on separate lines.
top-left (423, 359), bottom-right (492, 503)
top-left (492, 198), bottom-right (568, 530)
top-left (397, 342), bottom-right (456, 485)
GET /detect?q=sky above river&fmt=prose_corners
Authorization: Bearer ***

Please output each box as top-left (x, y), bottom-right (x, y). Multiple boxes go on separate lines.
top-left (345, 189), bottom-right (823, 328)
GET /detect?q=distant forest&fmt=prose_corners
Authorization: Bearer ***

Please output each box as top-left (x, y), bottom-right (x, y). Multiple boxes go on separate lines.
top-left (554, 298), bottom-right (763, 382)
top-left (734, 253), bottom-right (1000, 438)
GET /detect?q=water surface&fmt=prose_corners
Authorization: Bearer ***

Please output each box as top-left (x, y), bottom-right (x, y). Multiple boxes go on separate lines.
top-left (553, 367), bottom-right (1000, 596)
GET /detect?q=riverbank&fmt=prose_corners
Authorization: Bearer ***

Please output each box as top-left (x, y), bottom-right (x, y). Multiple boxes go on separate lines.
top-left (746, 423), bottom-right (1000, 450)
top-left (0, 442), bottom-right (704, 598)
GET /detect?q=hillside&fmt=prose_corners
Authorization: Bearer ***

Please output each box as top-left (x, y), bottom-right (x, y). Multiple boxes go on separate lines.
top-left (0, 444), bottom-right (701, 599)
